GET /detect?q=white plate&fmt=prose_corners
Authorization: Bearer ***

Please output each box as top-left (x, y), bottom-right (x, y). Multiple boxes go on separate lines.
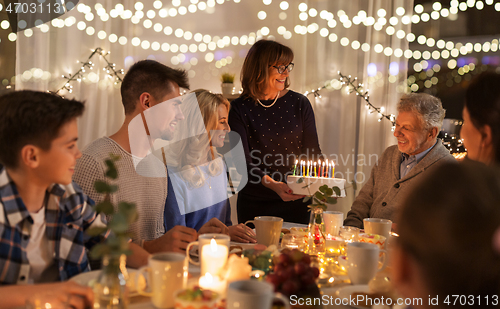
top-left (70, 269), bottom-right (140, 297)
top-left (230, 241), bottom-right (257, 251)
top-left (335, 285), bottom-right (370, 309)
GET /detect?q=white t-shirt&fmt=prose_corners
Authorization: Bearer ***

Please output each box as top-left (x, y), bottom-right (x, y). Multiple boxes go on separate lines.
top-left (26, 207), bottom-right (56, 283)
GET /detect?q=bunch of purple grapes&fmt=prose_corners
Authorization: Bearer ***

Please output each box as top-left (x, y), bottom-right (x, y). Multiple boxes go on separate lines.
top-left (265, 248), bottom-right (320, 296)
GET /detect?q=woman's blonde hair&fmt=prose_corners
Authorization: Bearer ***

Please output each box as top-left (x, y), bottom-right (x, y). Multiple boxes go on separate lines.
top-left (165, 89), bottom-right (230, 189)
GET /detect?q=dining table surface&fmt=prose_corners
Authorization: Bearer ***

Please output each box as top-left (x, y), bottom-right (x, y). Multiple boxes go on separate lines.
top-left (109, 221), bottom-right (390, 309)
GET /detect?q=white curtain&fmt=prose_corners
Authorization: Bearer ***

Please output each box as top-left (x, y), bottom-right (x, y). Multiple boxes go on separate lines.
top-left (16, 0), bottom-right (412, 215)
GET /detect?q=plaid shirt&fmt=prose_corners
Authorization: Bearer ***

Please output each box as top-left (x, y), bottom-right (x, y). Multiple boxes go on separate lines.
top-left (0, 167), bottom-right (109, 285)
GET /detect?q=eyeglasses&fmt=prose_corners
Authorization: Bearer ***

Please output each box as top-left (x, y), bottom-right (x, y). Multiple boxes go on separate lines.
top-left (271, 63), bottom-right (294, 74)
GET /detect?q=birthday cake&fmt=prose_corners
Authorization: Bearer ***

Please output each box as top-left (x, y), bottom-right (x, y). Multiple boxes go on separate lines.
top-left (287, 175), bottom-right (346, 197)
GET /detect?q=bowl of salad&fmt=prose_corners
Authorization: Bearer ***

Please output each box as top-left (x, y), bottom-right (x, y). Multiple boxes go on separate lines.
top-left (174, 286), bottom-right (220, 309)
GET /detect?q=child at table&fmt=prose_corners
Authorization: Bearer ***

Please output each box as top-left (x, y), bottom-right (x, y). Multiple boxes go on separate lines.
top-left (0, 91), bottom-right (149, 308)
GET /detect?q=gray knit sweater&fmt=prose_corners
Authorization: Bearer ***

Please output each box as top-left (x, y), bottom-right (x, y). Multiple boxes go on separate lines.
top-left (73, 137), bottom-right (168, 244)
top-left (344, 140), bottom-right (455, 228)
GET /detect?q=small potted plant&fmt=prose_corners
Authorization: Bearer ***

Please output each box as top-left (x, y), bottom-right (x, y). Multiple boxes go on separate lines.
top-left (87, 154), bottom-right (138, 309)
top-left (220, 72), bottom-right (235, 96)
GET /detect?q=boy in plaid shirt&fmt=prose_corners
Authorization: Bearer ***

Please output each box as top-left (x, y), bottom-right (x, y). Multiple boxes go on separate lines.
top-left (0, 91), bottom-right (149, 308)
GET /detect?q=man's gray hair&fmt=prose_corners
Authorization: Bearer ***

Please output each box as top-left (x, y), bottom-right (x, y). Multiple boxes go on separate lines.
top-left (397, 93), bottom-right (446, 130)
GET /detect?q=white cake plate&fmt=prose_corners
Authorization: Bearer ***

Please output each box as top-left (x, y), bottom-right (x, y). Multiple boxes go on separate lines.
top-left (286, 175), bottom-right (347, 197)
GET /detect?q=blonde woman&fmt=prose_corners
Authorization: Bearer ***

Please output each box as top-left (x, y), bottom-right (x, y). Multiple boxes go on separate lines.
top-left (164, 89), bottom-right (256, 243)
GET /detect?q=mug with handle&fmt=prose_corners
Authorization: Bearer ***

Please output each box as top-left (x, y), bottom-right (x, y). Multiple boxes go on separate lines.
top-left (226, 280), bottom-right (291, 309)
top-left (135, 252), bottom-right (188, 308)
top-left (346, 242), bottom-right (387, 285)
top-left (244, 216), bottom-right (283, 247)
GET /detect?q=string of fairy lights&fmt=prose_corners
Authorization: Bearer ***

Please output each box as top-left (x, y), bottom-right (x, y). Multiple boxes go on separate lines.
top-left (0, 0), bottom-right (498, 94)
top-left (305, 71), bottom-right (396, 129)
top-left (1, 0), bottom-right (498, 109)
top-left (51, 48), bottom-right (124, 96)
top-left (1, 0), bottom-right (499, 69)
top-left (304, 71), bottom-right (469, 157)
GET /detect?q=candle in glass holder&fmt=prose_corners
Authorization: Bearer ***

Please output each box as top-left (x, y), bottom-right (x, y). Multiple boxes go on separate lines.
top-left (199, 273), bottom-right (226, 295)
top-left (325, 234), bottom-right (345, 256)
top-left (201, 239), bottom-right (228, 276)
top-left (250, 270), bottom-right (265, 280)
top-left (225, 254), bottom-right (252, 283)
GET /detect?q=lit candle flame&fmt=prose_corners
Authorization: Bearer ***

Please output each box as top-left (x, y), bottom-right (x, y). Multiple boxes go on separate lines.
top-left (210, 239), bottom-right (217, 252)
top-left (204, 272), bottom-right (213, 283)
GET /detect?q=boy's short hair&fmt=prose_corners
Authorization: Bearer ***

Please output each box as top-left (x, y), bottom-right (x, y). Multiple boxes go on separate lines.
top-left (0, 90), bottom-right (85, 169)
top-left (120, 60), bottom-right (190, 115)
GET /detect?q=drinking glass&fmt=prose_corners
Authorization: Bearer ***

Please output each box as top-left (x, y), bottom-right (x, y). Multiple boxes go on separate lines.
top-left (281, 234), bottom-right (305, 251)
top-left (339, 226), bottom-right (360, 243)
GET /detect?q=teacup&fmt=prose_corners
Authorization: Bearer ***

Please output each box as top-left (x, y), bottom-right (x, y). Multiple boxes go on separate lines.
top-left (363, 218), bottom-right (392, 240)
top-left (226, 280), bottom-right (290, 309)
top-left (245, 216), bottom-right (283, 247)
top-left (346, 242), bottom-right (387, 285)
top-left (136, 252), bottom-right (188, 308)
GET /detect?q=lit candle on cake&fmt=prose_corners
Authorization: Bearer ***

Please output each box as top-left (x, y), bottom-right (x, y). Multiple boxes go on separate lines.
top-left (293, 160), bottom-right (298, 176)
top-left (332, 161), bottom-right (335, 178)
top-left (307, 161), bottom-right (310, 177)
top-left (201, 239), bottom-right (228, 276)
top-left (302, 160), bottom-right (305, 176)
top-left (313, 162), bottom-right (317, 177)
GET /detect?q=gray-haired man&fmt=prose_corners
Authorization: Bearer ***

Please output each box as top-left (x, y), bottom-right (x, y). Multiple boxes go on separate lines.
top-left (344, 93), bottom-right (455, 228)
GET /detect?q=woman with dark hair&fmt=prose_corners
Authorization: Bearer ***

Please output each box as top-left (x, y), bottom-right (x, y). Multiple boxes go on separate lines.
top-left (392, 161), bottom-right (500, 308)
top-left (462, 71), bottom-right (500, 265)
top-left (229, 39), bottom-right (322, 224)
top-left (461, 71), bottom-right (500, 164)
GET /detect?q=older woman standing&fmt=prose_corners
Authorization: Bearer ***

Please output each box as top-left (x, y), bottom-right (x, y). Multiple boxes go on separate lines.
top-left (229, 40), bottom-right (322, 224)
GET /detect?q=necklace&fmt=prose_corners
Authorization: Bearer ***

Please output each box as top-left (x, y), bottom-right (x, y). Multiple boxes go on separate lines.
top-left (257, 91), bottom-right (280, 108)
